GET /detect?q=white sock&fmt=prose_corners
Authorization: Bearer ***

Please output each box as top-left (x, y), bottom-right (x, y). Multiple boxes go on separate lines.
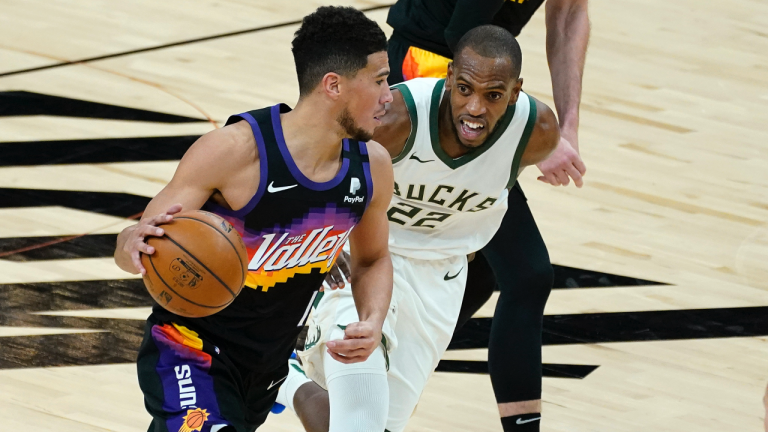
top-left (275, 356), bottom-right (312, 413)
top-left (326, 346), bottom-right (389, 432)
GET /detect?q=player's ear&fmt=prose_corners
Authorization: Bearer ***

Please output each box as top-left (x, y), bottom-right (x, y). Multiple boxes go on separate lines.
top-left (321, 72), bottom-right (343, 100)
top-left (445, 62), bottom-right (454, 90)
top-left (508, 77), bottom-right (523, 106)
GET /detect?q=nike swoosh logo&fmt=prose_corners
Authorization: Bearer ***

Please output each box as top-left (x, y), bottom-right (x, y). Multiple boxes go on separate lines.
top-left (444, 267), bottom-right (463, 281)
top-left (267, 375), bottom-right (288, 390)
top-left (516, 417), bottom-right (541, 425)
top-left (268, 181), bottom-right (298, 193)
top-left (409, 154), bottom-right (434, 163)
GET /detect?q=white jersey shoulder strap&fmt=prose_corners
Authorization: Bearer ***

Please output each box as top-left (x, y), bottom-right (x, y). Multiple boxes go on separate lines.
top-left (390, 78), bottom-right (441, 165)
top-left (390, 78), bottom-right (537, 188)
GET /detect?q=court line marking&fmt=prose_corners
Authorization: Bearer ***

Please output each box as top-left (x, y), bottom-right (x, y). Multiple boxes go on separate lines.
top-left (0, 212), bottom-right (143, 259)
top-left (0, 4), bottom-right (394, 79)
top-left (0, 43), bottom-right (219, 127)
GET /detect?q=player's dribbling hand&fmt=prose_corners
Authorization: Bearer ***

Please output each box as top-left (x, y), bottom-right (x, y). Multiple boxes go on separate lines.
top-left (536, 135), bottom-right (586, 187)
top-left (321, 250), bottom-right (352, 291)
top-left (124, 204), bottom-right (183, 275)
top-left (326, 321), bottom-right (381, 364)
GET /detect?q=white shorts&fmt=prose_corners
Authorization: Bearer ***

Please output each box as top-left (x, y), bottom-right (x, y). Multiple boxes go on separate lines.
top-left (299, 252), bottom-right (468, 432)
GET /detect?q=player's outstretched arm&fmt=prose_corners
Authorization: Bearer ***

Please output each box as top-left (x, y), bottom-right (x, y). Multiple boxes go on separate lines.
top-left (537, 0), bottom-right (590, 187)
top-left (519, 97), bottom-right (561, 171)
top-left (326, 141), bottom-right (395, 364)
top-left (114, 122), bottom-right (257, 275)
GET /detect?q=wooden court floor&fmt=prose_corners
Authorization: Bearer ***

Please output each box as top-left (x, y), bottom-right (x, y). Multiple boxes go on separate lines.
top-left (1, 0), bottom-right (767, 430)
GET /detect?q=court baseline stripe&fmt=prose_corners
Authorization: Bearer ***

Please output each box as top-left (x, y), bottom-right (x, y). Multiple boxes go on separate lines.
top-left (0, 4), bottom-right (394, 79)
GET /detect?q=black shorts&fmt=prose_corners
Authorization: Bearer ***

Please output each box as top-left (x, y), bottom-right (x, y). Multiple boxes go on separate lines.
top-left (136, 319), bottom-right (287, 432)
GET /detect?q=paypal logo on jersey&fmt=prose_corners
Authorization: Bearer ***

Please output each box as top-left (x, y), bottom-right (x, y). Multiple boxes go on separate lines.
top-left (344, 177), bottom-right (364, 203)
top-left (350, 177), bottom-right (361, 195)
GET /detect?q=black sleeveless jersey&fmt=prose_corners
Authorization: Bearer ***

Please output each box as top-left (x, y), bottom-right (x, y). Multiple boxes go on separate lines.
top-left (151, 104), bottom-right (373, 370)
top-left (387, 0), bottom-right (545, 58)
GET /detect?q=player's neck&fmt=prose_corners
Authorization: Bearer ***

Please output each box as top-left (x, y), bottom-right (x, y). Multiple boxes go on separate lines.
top-left (437, 90), bottom-right (471, 159)
top-left (279, 99), bottom-right (345, 174)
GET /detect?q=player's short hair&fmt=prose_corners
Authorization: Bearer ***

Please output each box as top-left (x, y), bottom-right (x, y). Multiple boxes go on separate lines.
top-left (292, 6), bottom-right (388, 97)
top-left (454, 25), bottom-right (522, 79)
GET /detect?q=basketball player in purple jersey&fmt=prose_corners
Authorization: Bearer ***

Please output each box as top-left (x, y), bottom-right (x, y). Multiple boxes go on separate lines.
top-left (113, 7), bottom-right (395, 432)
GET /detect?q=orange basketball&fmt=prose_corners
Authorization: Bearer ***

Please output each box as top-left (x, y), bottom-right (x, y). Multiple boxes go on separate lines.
top-left (185, 410), bottom-right (205, 428)
top-left (141, 210), bottom-right (248, 318)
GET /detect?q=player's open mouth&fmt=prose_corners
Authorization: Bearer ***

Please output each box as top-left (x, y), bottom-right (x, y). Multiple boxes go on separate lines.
top-left (374, 110), bottom-right (386, 124)
top-left (459, 118), bottom-right (485, 140)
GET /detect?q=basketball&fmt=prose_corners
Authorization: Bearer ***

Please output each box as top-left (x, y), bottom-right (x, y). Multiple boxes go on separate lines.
top-left (141, 210), bottom-right (249, 318)
top-left (184, 409), bottom-right (205, 429)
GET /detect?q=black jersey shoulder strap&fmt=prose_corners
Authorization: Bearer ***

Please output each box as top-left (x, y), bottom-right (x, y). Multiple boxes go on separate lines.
top-left (227, 104), bottom-right (302, 193)
top-left (348, 140), bottom-right (374, 210)
top-left (209, 107), bottom-right (272, 217)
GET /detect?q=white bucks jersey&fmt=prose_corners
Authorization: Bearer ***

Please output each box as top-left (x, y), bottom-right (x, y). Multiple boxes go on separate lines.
top-left (387, 78), bottom-right (537, 260)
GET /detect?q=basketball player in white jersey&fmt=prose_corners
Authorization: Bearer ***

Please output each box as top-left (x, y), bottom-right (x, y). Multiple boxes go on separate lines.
top-left (274, 25), bottom-right (559, 432)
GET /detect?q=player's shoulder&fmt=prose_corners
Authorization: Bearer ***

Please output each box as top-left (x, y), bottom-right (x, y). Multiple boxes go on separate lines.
top-left (519, 95), bottom-right (559, 165)
top-left (529, 95), bottom-right (558, 139)
top-left (380, 88), bottom-right (410, 130)
top-left (364, 140), bottom-right (394, 167)
top-left (363, 140), bottom-right (395, 203)
top-left (386, 77), bottom-right (442, 124)
top-left (373, 89), bottom-right (413, 157)
top-left (181, 120), bottom-right (259, 173)
top-left (391, 77), bottom-right (441, 106)
top-left (195, 120), bottom-right (257, 160)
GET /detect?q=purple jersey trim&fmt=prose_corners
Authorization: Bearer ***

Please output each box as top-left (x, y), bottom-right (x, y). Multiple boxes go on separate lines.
top-left (360, 142), bottom-right (373, 210)
top-left (270, 104), bottom-right (350, 191)
top-left (207, 112), bottom-right (268, 217)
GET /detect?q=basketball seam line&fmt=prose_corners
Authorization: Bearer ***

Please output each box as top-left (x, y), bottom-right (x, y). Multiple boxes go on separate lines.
top-left (147, 253), bottom-right (226, 309)
top-left (174, 216), bottom-right (246, 288)
top-left (162, 233), bottom-right (238, 299)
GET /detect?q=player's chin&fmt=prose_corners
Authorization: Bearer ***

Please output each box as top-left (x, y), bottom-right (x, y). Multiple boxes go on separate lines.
top-left (361, 125), bottom-right (378, 140)
top-left (367, 119), bottom-right (382, 134)
top-left (459, 136), bottom-right (486, 148)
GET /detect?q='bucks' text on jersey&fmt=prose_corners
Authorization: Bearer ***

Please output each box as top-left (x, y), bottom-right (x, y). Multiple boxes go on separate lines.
top-left (388, 78), bottom-right (536, 259)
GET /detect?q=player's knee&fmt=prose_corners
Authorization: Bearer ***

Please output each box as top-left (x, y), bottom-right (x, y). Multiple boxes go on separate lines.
top-left (497, 260), bottom-right (552, 312)
top-left (327, 372), bottom-right (389, 432)
top-left (324, 347), bottom-right (389, 432)
top-left (295, 382), bottom-right (331, 432)
top-left (294, 380), bottom-right (329, 414)
top-left (527, 259), bottom-right (554, 300)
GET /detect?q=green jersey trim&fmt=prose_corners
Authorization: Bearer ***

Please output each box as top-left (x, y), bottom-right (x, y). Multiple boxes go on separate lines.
top-left (507, 94), bottom-right (538, 188)
top-left (428, 79), bottom-right (516, 170)
top-left (336, 324), bottom-right (390, 371)
top-left (390, 84), bottom-right (419, 164)
top-left (290, 362), bottom-right (307, 377)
